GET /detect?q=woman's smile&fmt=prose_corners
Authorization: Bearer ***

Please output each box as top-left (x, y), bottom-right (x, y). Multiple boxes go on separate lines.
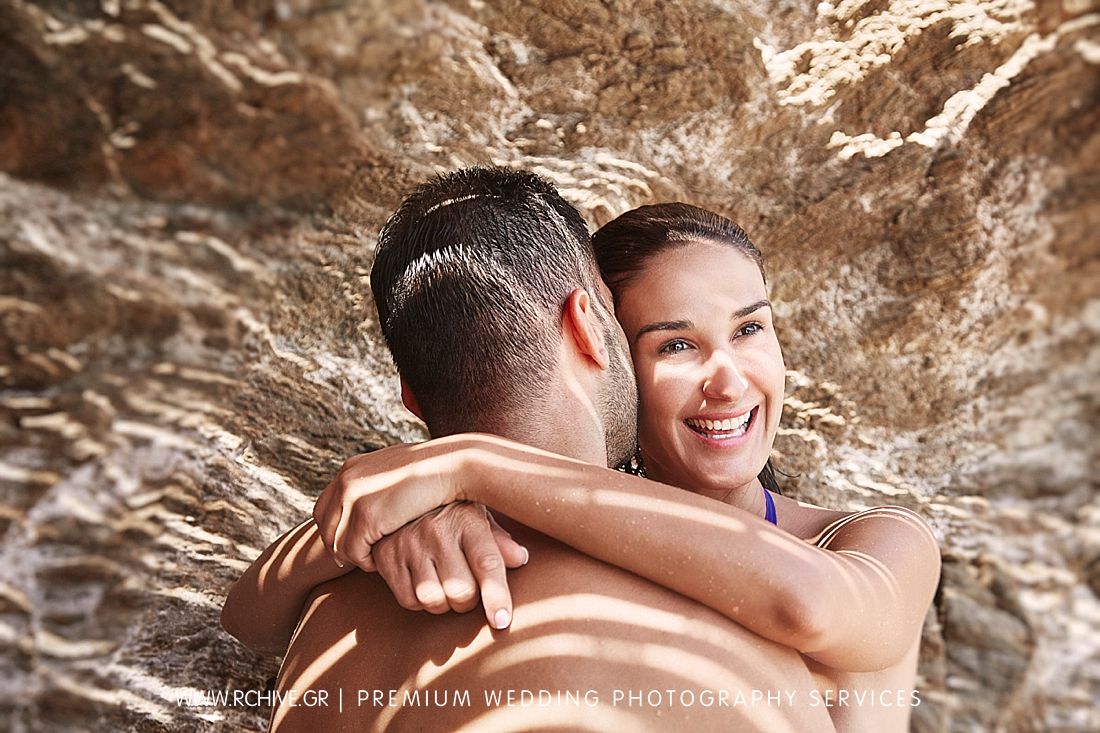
top-left (615, 239), bottom-right (786, 498)
top-left (683, 406), bottom-right (757, 444)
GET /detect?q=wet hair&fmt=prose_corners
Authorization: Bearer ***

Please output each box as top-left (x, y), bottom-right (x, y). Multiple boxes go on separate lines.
top-left (593, 202), bottom-right (783, 493)
top-left (370, 166), bottom-right (601, 436)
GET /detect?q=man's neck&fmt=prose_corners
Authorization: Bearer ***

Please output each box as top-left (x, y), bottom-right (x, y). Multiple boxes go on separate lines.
top-left (468, 409), bottom-right (608, 468)
top-left (516, 424), bottom-right (608, 467)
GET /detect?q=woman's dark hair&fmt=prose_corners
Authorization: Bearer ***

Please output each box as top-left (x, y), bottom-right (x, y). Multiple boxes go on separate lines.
top-left (592, 202), bottom-right (766, 295)
top-left (594, 203), bottom-right (782, 494)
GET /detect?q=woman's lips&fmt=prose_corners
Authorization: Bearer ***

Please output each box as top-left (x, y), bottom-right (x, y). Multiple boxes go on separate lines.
top-left (683, 407), bottom-right (757, 445)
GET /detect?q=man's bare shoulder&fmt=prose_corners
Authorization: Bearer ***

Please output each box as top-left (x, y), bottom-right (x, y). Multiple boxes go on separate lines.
top-left (273, 531), bottom-right (835, 733)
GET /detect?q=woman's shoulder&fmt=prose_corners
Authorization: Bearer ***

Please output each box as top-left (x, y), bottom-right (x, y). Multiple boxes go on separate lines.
top-left (775, 495), bottom-right (935, 549)
top-left (772, 494), bottom-right (851, 541)
top-left (809, 504), bottom-right (937, 551)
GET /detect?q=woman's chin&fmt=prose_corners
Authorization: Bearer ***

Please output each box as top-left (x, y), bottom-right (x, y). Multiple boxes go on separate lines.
top-left (644, 443), bottom-right (765, 495)
top-left (661, 459), bottom-right (761, 497)
top-left (671, 433), bottom-right (767, 492)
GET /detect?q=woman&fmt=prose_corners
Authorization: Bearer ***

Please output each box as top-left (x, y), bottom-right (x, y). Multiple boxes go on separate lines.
top-left (225, 203), bottom-right (940, 732)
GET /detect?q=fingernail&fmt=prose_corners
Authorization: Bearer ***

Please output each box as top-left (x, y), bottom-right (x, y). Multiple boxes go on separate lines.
top-left (493, 609), bottom-right (511, 629)
top-left (521, 547), bottom-right (530, 565)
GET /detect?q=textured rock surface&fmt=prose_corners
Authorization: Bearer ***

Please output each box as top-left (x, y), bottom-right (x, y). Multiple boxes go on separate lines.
top-left (1, 0), bottom-right (1097, 731)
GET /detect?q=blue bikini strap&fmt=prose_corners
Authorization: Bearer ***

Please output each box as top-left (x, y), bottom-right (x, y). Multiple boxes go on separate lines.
top-left (763, 488), bottom-right (777, 525)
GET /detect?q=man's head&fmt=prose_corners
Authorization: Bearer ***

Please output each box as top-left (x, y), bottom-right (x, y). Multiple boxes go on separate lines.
top-left (370, 167), bottom-right (637, 467)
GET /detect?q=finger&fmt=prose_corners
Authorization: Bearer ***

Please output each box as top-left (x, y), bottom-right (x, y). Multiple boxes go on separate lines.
top-left (411, 560), bottom-right (450, 614)
top-left (312, 483), bottom-right (346, 567)
top-left (487, 513), bottom-right (529, 569)
top-left (432, 539), bottom-right (480, 614)
top-left (461, 525), bottom-right (513, 630)
top-left (342, 511), bottom-right (377, 571)
top-left (375, 549), bottom-right (422, 611)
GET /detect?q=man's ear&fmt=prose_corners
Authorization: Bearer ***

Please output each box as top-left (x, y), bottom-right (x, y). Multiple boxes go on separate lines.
top-left (562, 288), bottom-right (609, 369)
top-left (400, 376), bottom-right (425, 421)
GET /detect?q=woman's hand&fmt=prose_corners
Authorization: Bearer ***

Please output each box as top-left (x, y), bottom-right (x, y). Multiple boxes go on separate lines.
top-left (372, 502), bottom-right (528, 629)
top-left (313, 437), bottom-right (479, 567)
top-left (312, 435), bottom-right (530, 629)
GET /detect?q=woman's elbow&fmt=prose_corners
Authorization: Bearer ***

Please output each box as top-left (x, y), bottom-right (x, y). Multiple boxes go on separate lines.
top-left (767, 579), bottom-right (897, 670)
top-left (768, 583), bottom-right (831, 653)
top-left (792, 592), bottom-right (915, 672)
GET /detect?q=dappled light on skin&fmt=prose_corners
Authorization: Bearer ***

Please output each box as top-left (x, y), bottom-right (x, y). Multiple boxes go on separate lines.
top-left (302, 431), bottom-right (936, 731)
top-left (476, 632), bottom-right (752, 693)
top-left (558, 373), bottom-right (604, 452)
top-left (271, 628), bottom-right (357, 730)
top-left (371, 666), bottom-right (455, 733)
top-left (259, 522), bottom-right (315, 586)
top-left (330, 434), bottom-right (779, 541)
top-left (487, 593), bottom-right (739, 642)
top-left (813, 508), bottom-right (942, 621)
top-left (833, 550), bottom-right (900, 603)
top-left (817, 508), bottom-right (941, 551)
top-left (397, 623), bottom-right (498, 695)
top-left (582, 486), bottom-right (750, 533)
top-left (454, 701), bottom-right (657, 732)
top-left (269, 531), bottom-right (839, 732)
top-left (554, 343), bottom-right (607, 463)
top-left (362, 614), bottom-right (809, 733)
top-left (293, 591), bottom-right (327, 625)
top-left (276, 595), bottom-right (349, 685)
top-left (401, 592), bottom-right (750, 691)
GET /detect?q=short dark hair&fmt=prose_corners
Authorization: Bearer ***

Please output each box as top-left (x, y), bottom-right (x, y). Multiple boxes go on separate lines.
top-left (592, 202), bottom-right (782, 493)
top-left (370, 167), bottom-right (599, 435)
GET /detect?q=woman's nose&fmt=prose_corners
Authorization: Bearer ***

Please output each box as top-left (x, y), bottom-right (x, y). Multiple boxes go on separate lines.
top-left (701, 352), bottom-right (748, 402)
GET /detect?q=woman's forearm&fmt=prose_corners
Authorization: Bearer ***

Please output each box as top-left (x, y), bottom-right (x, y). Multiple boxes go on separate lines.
top-left (460, 439), bottom-right (937, 670)
top-left (312, 434), bottom-right (939, 670)
top-left (468, 448), bottom-right (815, 638)
top-left (222, 520), bottom-right (351, 655)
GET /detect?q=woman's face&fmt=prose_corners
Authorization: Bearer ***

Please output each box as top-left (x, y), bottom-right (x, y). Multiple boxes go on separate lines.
top-left (615, 240), bottom-right (785, 498)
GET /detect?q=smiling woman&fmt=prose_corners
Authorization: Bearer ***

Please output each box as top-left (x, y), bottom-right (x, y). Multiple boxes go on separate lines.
top-left (614, 238), bottom-right (786, 504)
top-left (595, 204), bottom-right (786, 498)
top-left (588, 205), bottom-right (940, 731)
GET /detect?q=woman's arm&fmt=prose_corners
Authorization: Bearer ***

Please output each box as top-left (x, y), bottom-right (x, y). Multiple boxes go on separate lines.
top-left (314, 433), bottom-right (941, 672)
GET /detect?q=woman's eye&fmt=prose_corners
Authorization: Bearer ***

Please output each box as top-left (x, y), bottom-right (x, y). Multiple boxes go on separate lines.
top-left (736, 322), bottom-right (764, 338)
top-left (658, 340), bottom-right (691, 355)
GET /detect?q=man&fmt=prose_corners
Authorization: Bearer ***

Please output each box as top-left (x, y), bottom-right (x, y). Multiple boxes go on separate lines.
top-left (225, 168), bottom-right (834, 731)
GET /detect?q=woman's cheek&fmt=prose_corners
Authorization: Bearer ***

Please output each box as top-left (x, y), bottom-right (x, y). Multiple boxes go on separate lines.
top-left (636, 358), bottom-right (671, 415)
top-left (768, 346), bottom-right (786, 435)
top-left (633, 363), bottom-right (660, 435)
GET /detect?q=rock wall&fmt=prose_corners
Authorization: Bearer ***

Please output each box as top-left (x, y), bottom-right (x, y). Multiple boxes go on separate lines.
top-left (1, 1), bottom-right (1097, 731)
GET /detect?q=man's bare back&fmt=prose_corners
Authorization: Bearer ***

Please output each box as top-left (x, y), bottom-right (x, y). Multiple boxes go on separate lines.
top-left (272, 522), bottom-right (834, 732)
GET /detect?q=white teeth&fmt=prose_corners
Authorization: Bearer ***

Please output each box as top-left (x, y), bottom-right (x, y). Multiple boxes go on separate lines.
top-left (686, 411), bottom-right (752, 436)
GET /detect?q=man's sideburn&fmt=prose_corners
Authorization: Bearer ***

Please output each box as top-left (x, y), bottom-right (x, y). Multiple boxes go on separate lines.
top-left (600, 318), bottom-right (639, 468)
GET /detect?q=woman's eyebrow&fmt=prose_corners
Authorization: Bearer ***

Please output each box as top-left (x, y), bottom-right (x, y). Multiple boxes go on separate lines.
top-left (635, 320), bottom-right (692, 339)
top-left (733, 300), bottom-right (771, 320)
top-left (634, 301), bottom-right (771, 340)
